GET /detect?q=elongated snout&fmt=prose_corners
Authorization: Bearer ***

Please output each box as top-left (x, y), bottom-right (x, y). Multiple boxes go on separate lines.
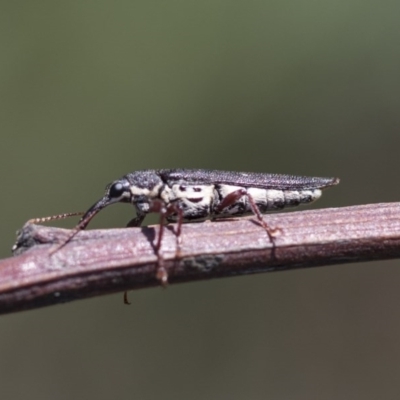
top-left (78, 196), bottom-right (114, 230)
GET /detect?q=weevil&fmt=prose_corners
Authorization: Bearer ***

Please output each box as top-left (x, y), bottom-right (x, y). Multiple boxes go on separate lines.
top-left (31, 169), bottom-right (339, 290)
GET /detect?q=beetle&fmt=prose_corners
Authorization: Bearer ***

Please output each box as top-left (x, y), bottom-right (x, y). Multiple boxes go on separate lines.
top-left (76, 169), bottom-right (339, 226)
top-left (42, 169), bottom-right (339, 288)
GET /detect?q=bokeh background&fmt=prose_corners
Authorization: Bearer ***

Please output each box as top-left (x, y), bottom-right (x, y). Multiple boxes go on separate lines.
top-left (1, 1), bottom-right (400, 399)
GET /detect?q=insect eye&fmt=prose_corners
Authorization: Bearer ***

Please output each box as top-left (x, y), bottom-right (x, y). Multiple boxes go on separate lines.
top-left (109, 182), bottom-right (125, 199)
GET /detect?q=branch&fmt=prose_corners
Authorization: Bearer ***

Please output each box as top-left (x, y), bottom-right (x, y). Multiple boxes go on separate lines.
top-left (2, 202), bottom-right (400, 314)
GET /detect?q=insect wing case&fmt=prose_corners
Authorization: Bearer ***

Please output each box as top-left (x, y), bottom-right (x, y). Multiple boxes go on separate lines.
top-left (158, 169), bottom-right (339, 190)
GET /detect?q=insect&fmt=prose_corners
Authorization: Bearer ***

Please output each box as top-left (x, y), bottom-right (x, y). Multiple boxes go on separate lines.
top-left (42, 169), bottom-right (339, 288)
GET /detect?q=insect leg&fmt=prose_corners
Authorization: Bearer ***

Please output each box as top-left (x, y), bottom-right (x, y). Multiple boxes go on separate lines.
top-left (123, 291), bottom-right (131, 305)
top-left (216, 188), bottom-right (278, 243)
top-left (124, 212), bottom-right (146, 304)
top-left (126, 212), bottom-right (146, 227)
top-left (245, 192), bottom-right (279, 243)
top-left (124, 205), bottom-right (181, 302)
top-left (173, 203), bottom-right (184, 255)
top-left (147, 199), bottom-right (184, 286)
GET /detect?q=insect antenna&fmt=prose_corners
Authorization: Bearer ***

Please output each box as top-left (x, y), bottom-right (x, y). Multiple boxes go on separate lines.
top-left (28, 212), bottom-right (85, 225)
top-left (26, 211), bottom-right (87, 255)
top-left (48, 210), bottom-right (100, 255)
top-left (48, 195), bottom-right (112, 255)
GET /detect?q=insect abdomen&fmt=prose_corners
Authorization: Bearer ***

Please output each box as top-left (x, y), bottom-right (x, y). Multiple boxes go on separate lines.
top-left (260, 188), bottom-right (321, 210)
top-left (212, 185), bottom-right (322, 217)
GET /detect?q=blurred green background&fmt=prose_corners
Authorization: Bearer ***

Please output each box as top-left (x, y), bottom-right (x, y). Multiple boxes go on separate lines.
top-left (1, 1), bottom-right (400, 399)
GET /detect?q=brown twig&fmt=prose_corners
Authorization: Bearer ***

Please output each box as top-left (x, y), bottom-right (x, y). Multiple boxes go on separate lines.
top-left (2, 202), bottom-right (400, 315)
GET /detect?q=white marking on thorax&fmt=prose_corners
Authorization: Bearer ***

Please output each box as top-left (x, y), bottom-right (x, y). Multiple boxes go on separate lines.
top-left (159, 183), bottom-right (216, 221)
top-left (130, 182), bottom-right (163, 198)
top-left (168, 184), bottom-right (215, 205)
top-left (159, 183), bottom-right (214, 217)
